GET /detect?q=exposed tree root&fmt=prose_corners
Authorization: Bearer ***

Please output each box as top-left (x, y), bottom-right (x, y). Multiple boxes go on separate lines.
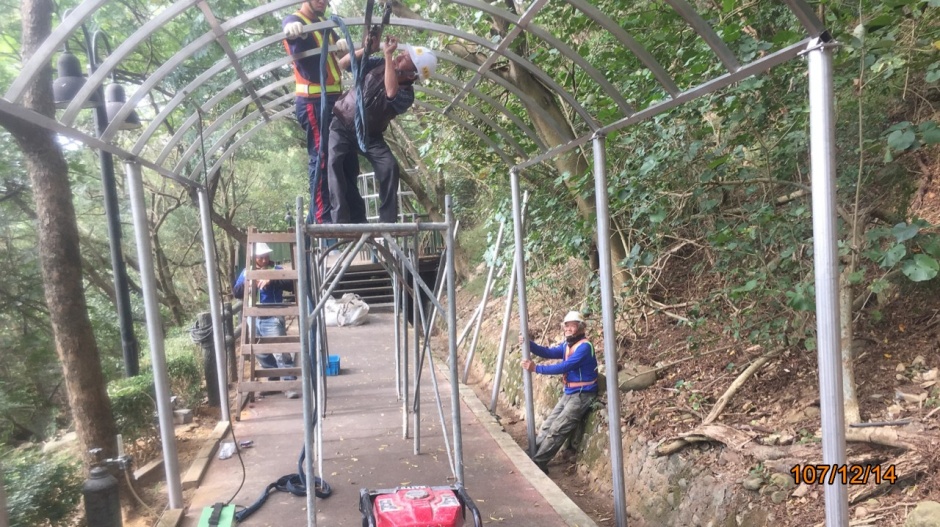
top-left (702, 346), bottom-right (782, 425)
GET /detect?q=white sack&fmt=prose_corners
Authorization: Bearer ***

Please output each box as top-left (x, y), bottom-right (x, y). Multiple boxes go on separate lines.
top-left (324, 293), bottom-right (370, 327)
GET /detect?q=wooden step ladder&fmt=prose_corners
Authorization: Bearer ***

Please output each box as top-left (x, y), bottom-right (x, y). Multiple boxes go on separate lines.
top-left (236, 228), bottom-right (304, 415)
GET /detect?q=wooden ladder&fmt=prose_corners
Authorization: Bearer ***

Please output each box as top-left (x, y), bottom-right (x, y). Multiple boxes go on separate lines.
top-left (236, 228), bottom-right (304, 414)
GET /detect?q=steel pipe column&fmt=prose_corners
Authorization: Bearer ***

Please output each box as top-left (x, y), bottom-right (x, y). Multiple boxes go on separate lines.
top-left (592, 134), bottom-right (628, 527)
top-left (295, 198), bottom-right (318, 527)
top-left (444, 196), bottom-right (465, 483)
top-left (196, 187), bottom-right (230, 423)
top-left (807, 36), bottom-right (849, 527)
top-left (510, 169), bottom-right (537, 452)
top-left (123, 161), bottom-right (182, 509)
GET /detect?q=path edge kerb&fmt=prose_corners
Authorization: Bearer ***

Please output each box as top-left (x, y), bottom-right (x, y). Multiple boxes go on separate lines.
top-left (455, 380), bottom-right (600, 527)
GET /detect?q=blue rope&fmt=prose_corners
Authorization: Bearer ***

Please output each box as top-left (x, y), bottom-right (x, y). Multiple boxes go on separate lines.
top-left (330, 16), bottom-right (370, 151)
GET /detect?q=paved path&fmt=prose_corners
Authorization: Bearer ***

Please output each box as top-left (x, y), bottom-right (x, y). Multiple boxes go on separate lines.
top-left (181, 311), bottom-right (597, 527)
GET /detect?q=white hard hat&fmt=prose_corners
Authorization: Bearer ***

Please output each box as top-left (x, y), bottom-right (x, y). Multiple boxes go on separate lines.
top-left (254, 242), bottom-right (273, 256)
top-left (563, 311), bottom-right (585, 324)
top-left (405, 45), bottom-right (437, 82)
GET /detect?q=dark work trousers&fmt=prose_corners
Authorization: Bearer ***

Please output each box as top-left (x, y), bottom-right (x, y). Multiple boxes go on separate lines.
top-left (532, 391), bottom-right (596, 467)
top-left (296, 94), bottom-right (339, 224)
top-left (327, 117), bottom-right (400, 224)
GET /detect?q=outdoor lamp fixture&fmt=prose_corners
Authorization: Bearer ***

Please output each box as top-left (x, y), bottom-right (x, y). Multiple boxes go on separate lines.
top-left (104, 83), bottom-right (141, 130)
top-left (52, 23), bottom-right (142, 377)
top-left (53, 50), bottom-right (100, 109)
top-left (52, 33), bottom-right (141, 128)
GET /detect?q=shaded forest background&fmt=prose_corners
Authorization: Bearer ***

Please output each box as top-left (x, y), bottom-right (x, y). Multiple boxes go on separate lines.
top-left (0, 0), bottom-right (938, 524)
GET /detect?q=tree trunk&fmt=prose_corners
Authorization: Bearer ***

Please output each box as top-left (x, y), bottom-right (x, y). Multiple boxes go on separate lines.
top-left (4, 0), bottom-right (120, 471)
top-left (840, 270), bottom-right (861, 424)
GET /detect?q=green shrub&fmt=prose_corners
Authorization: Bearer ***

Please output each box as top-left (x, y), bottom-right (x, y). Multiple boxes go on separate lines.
top-left (2, 447), bottom-right (82, 527)
top-left (107, 334), bottom-right (204, 441)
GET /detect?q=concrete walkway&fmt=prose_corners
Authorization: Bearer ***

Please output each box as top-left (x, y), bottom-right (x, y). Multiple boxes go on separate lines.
top-left (180, 311), bottom-right (597, 527)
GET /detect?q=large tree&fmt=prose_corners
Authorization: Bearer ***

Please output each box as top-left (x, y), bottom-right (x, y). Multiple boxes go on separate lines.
top-left (0, 0), bottom-right (120, 469)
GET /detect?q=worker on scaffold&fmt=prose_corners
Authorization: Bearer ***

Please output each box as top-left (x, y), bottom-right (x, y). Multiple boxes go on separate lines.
top-left (327, 35), bottom-right (437, 223)
top-left (282, 0), bottom-right (360, 225)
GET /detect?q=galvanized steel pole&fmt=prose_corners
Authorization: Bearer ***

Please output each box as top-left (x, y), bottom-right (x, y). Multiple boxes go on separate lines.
top-left (510, 169), bottom-right (537, 452)
top-left (807, 36), bottom-right (849, 527)
top-left (196, 187), bottom-right (230, 423)
top-left (445, 196), bottom-right (465, 483)
top-left (295, 198), bottom-right (317, 527)
top-left (462, 221), bottom-right (505, 383)
top-left (124, 161), bottom-right (182, 509)
top-left (592, 134), bottom-right (628, 527)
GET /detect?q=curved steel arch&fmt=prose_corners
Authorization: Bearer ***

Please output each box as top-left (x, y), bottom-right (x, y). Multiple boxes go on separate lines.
top-left (187, 107), bottom-right (296, 183)
top-left (414, 86), bottom-right (528, 158)
top-left (4, 0), bottom-right (827, 174)
top-left (172, 87), bottom-right (295, 176)
top-left (430, 72), bottom-right (545, 151)
top-left (411, 101), bottom-right (516, 166)
top-left (449, 0), bottom-right (632, 115)
top-left (155, 36), bottom-right (548, 172)
top-left (192, 98), bottom-right (517, 183)
top-left (110, 15), bottom-right (573, 171)
top-left (97, 0), bottom-right (298, 141)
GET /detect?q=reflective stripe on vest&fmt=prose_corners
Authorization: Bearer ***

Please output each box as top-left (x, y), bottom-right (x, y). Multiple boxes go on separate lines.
top-left (283, 12), bottom-right (343, 96)
top-left (563, 338), bottom-right (596, 389)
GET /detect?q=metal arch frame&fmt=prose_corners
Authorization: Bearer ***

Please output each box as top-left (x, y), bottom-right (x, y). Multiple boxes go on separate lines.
top-left (416, 86), bottom-right (528, 158)
top-left (186, 98), bottom-right (518, 182)
top-left (661, 0), bottom-right (740, 73)
top-left (433, 50), bottom-right (567, 135)
top-left (449, 0), bottom-right (632, 115)
top-left (174, 88), bottom-right (295, 177)
top-left (4, 0), bottom-right (827, 169)
top-left (135, 33), bottom-right (291, 159)
top-left (562, 0), bottom-right (682, 97)
top-left (376, 18), bottom-right (597, 130)
top-left (430, 72), bottom-right (546, 151)
top-left (429, 76), bottom-right (544, 150)
top-left (136, 18), bottom-right (563, 173)
top-left (96, 0), bottom-right (299, 141)
top-left (515, 38), bottom-right (811, 171)
top-left (167, 70), bottom-right (535, 176)
top-left (0, 98), bottom-right (196, 186)
top-left (186, 107), bottom-right (295, 183)
top-left (410, 101), bottom-right (517, 166)
top-left (57, 0), bottom-right (208, 125)
top-left (195, 0), bottom-right (271, 122)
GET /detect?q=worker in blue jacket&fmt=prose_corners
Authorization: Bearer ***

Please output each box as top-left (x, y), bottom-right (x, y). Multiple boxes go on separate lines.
top-left (233, 243), bottom-right (298, 398)
top-left (520, 310), bottom-right (598, 474)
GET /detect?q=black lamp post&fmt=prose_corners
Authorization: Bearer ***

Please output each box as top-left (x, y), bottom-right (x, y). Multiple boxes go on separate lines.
top-left (53, 28), bottom-right (142, 377)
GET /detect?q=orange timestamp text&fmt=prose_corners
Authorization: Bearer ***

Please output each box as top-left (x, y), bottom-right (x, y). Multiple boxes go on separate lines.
top-left (789, 463), bottom-right (897, 485)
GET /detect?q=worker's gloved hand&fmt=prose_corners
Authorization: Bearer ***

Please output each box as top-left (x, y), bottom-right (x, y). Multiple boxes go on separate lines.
top-left (284, 21), bottom-right (305, 40)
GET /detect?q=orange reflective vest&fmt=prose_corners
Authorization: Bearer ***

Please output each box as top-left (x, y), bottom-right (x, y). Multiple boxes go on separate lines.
top-left (283, 12), bottom-right (343, 97)
top-left (563, 338), bottom-right (596, 389)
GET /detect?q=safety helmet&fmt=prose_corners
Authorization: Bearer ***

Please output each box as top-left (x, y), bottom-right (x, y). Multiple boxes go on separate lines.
top-left (563, 311), bottom-right (585, 324)
top-left (405, 45), bottom-right (437, 82)
top-left (254, 242), bottom-right (273, 256)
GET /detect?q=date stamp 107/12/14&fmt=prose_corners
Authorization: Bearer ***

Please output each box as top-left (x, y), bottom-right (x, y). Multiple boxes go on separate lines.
top-left (790, 464), bottom-right (898, 485)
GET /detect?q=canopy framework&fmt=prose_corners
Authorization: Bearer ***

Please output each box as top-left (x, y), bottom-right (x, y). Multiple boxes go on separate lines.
top-left (2, 1), bottom-right (848, 526)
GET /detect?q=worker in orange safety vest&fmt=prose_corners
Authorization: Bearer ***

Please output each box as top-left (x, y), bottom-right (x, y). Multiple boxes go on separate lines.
top-left (520, 310), bottom-right (598, 474)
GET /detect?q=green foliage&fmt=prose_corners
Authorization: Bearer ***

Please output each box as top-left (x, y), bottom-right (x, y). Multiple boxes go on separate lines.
top-left (108, 334), bottom-right (203, 440)
top-left (2, 447), bottom-right (82, 527)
